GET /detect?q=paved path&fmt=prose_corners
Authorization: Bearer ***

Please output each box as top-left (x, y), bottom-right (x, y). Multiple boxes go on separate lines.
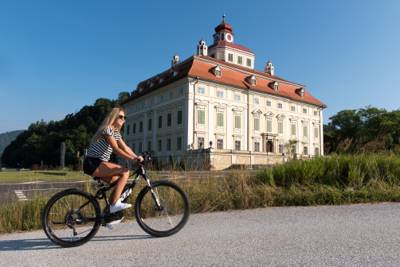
top-left (1, 203), bottom-right (400, 266)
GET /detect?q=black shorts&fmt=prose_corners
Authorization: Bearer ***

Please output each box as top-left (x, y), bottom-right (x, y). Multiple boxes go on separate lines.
top-left (83, 157), bottom-right (102, 176)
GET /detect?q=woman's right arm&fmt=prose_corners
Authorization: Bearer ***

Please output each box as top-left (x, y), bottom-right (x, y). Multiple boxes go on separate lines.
top-left (104, 135), bottom-right (138, 161)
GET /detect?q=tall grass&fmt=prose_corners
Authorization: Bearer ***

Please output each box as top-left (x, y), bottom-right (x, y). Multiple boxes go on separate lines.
top-left (1, 154), bottom-right (400, 234)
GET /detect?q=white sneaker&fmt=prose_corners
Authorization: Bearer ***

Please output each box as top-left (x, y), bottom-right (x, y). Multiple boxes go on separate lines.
top-left (109, 201), bottom-right (132, 214)
top-left (106, 217), bottom-right (124, 230)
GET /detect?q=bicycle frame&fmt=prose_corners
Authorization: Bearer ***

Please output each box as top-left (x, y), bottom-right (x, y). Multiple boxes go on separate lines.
top-left (92, 163), bottom-right (159, 214)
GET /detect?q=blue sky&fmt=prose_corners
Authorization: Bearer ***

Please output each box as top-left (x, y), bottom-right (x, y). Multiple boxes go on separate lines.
top-left (1, 0), bottom-right (400, 133)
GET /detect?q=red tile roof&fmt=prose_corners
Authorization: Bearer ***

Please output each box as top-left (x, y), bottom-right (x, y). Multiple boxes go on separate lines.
top-left (122, 56), bottom-right (326, 108)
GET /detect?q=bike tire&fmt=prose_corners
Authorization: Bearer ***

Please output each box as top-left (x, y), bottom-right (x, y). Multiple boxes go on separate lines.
top-left (135, 180), bottom-right (190, 237)
top-left (42, 188), bottom-right (101, 247)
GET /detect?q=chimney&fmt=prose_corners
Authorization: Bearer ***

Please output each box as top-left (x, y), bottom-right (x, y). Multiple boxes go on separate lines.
top-left (265, 60), bottom-right (275, 76)
top-left (171, 54), bottom-right (180, 67)
top-left (197, 40), bottom-right (208, 56)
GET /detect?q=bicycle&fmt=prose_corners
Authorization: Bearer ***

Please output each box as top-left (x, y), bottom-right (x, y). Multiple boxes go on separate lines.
top-left (41, 153), bottom-right (190, 247)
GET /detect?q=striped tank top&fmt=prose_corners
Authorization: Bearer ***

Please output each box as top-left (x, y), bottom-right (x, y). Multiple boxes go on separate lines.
top-left (86, 126), bottom-right (122, 161)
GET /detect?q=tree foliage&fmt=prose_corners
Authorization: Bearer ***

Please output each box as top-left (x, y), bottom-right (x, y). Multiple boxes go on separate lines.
top-left (324, 106), bottom-right (400, 154)
top-left (1, 98), bottom-right (117, 168)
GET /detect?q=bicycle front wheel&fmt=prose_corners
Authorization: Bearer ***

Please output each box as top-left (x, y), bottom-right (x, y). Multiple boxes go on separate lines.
top-left (42, 189), bottom-right (101, 247)
top-left (135, 180), bottom-right (190, 237)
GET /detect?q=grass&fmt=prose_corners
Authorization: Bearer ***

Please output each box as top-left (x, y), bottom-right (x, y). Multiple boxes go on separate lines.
top-left (1, 153), bottom-right (400, 234)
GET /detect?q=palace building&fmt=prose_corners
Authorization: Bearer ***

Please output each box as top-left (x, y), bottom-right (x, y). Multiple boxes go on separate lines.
top-left (122, 17), bottom-right (326, 170)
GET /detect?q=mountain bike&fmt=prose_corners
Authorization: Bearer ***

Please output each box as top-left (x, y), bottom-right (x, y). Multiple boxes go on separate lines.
top-left (41, 154), bottom-right (190, 247)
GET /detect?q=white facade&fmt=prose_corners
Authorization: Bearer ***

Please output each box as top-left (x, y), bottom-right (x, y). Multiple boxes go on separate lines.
top-left (122, 18), bottom-right (325, 169)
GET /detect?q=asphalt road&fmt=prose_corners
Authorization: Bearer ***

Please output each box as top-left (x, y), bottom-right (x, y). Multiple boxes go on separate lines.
top-left (1, 203), bottom-right (400, 266)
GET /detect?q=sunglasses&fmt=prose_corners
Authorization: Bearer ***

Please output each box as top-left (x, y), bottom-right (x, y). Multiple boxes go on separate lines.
top-left (118, 115), bottom-right (127, 120)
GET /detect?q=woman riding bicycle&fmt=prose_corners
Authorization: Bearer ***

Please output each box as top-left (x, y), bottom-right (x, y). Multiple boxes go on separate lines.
top-left (83, 107), bottom-right (143, 214)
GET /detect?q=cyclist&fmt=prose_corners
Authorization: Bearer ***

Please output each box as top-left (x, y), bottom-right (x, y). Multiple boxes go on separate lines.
top-left (83, 107), bottom-right (143, 218)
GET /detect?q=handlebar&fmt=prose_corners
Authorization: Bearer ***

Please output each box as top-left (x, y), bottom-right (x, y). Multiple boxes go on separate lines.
top-left (136, 151), bottom-right (152, 166)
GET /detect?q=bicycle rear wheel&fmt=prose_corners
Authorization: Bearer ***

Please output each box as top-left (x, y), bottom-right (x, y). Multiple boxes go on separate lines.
top-left (42, 189), bottom-right (101, 247)
top-left (135, 180), bottom-right (190, 237)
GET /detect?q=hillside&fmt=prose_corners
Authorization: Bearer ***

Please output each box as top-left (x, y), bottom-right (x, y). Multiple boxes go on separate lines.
top-left (0, 130), bottom-right (24, 155)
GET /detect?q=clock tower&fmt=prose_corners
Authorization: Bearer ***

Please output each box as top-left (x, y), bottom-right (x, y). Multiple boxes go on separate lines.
top-left (208, 16), bottom-right (255, 69)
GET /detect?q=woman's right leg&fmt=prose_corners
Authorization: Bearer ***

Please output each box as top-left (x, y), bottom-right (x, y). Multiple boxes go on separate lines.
top-left (92, 161), bottom-right (130, 205)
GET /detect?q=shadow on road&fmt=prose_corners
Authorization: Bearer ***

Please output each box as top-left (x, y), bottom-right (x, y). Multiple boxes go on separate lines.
top-left (0, 234), bottom-right (152, 251)
top-left (0, 238), bottom-right (58, 251)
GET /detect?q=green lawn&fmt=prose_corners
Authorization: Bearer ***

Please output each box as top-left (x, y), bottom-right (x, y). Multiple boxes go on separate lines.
top-left (0, 170), bottom-right (90, 183)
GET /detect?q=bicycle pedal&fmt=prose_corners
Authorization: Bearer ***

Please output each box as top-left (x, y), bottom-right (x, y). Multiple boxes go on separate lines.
top-left (104, 210), bottom-right (124, 224)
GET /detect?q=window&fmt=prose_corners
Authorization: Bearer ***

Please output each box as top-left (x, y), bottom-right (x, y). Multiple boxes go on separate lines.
top-left (254, 142), bottom-right (260, 152)
top-left (148, 118), bottom-right (152, 131)
top-left (303, 126), bottom-right (308, 137)
top-left (217, 90), bottom-right (224, 98)
top-left (237, 56), bottom-right (243, 64)
top-left (291, 123), bottom-right (297, 135)
top-left (279, 144), bottom-right (284, 154)
top-left (266, 119), bottom-right (272, 133)
top-left (254, 97), bottom-right (259, 105)
top-left (277, 103), bottom-right (283, 109)
top-left (177, 110), bottom-right (182, 125)
top-left (217, 139), bottom-right (223, 149)
top-left (314, 110), bottom-right (319, 116)
top-left (315, 147), bottom-right (320, 156)
top-left (278, 121), bottom-right (283, 134)
top-left (158, 116), bottom-right (163, 128)
top-left (167, 138), bottom-right (171, 151)
top-left (197, 109), bottom-right (205, 124)
top-left (198, 137), bottom-right (204, 149)
top-left (228, 53), bottom-right (233, 62)
top-left (127, 124), bottom-right (130, 135)
top-left (234, 114), bottom-right (241, 129)
top-left (147, 141), bottom-right (152, 151)
top-left (139, 142), bottom-right (143, 153)
top-left (246, 58), bottom-right (252, 67)
top-left (139, 121), bottom-right (143, 132)
top-left (303, 146), bottom-right (308, 155)
top-left (235, 140), bottom-right (241, 151)
top-left (197, 87), bottom-right (205, 94)
top-left (132, 143), bottom-right (136, 152)
top-left (314, 127), bottom-right (319, 139)
top-left (291, 106), bottom-right (296, 112)
top-left (217, 112), bottom-right (224, 127)
top-left (254, 117), bottom-right (260, 131)
top-left (158, 140), bottom-right (162, 152)
top-left (133, 123), bottom-right (136, 134)
top-left (303, 108), bottom-right (308, 114)
top-left (177, 137), bottom-right (182, 151)
top-left (167, 113), bottom-right (172, 127)
top-left (234, 94), bottom-right (241, 102)
top-left (266, 100), bottom-right (272, 107)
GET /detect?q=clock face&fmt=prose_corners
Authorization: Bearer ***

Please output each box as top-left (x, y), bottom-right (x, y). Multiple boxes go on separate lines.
top-left (225, 33), bottom-right (233, 42)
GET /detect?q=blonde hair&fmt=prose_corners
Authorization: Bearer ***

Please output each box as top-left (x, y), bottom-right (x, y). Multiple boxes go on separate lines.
top-left (91, 107), bottom-right (125, 144)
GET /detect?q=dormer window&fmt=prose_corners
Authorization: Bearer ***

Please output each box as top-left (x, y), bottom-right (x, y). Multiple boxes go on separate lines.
top-left (269, 81), bottom-right (279, 91)
top-left (296, 87), bottom-right (305, 97)
top-left (213, 65), bottom-right (222, 77)
top-left (247, 75), bottom-right (257, 86)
